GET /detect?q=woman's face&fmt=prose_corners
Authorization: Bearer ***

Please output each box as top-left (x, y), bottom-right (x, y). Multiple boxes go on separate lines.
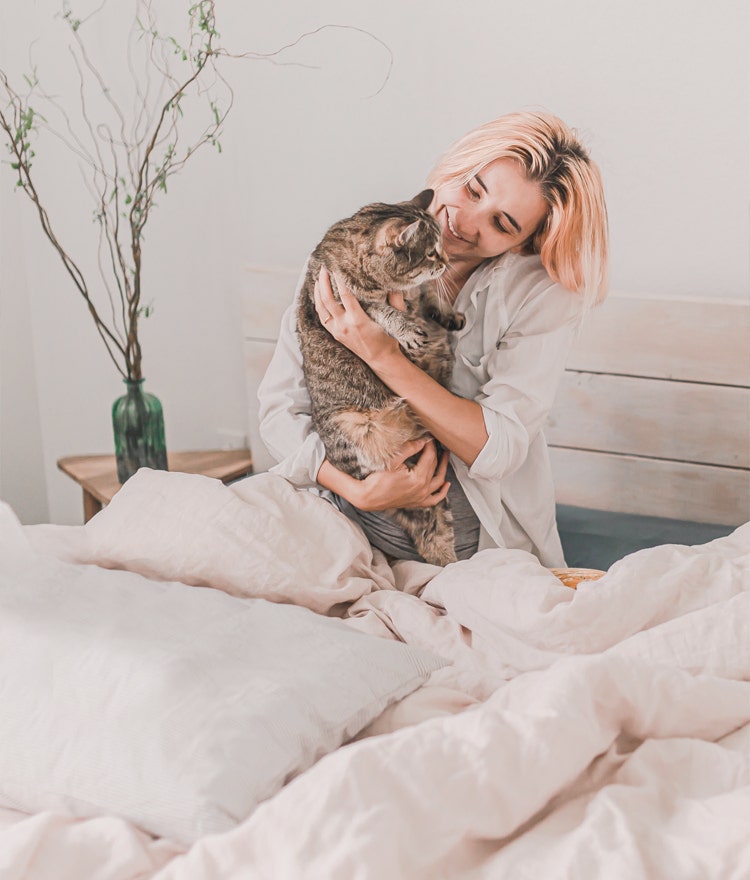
top-left (432, 157), bottom-right (548, 265)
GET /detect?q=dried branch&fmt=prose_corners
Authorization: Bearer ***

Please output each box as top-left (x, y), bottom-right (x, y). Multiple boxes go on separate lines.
top-left (0, 1), bottom-right (393, 381)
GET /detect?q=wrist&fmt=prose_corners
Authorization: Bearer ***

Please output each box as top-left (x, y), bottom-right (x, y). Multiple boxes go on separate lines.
top-left (370, 341), bottom-right (404, 376)
top-left (317, 460), bottom-right (365, 506)
top-left (345, 477), bottom-right (369, 509)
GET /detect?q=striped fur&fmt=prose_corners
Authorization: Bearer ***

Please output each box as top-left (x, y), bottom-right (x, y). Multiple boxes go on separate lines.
top-left (297, 190), bottom-right (464, 566)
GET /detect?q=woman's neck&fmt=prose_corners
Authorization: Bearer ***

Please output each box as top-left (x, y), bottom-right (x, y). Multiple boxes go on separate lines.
top-left (443, 258), bottom-right (484, 302)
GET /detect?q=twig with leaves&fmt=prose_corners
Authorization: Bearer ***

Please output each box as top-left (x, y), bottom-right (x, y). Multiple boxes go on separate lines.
top-left (0, 1), bottom-right (393, 382)
top-left (0, 0), bottom-right (233, 380)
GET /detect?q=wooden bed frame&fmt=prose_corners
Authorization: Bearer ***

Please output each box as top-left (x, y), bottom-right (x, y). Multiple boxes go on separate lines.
top-left (242, 266), bottom-right (750, 529)
top-left (547, 294), bottom-right (749, 526)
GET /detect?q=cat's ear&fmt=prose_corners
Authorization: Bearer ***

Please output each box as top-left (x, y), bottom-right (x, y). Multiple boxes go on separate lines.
top-left (395, 220), bottom-right (422, 248)
top-left (410, 189), bottom-right (434, 211)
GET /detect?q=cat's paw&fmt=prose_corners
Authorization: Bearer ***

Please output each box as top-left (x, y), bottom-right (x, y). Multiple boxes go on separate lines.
top-left (445, 311), bottom-right (466, 331)
top-left (427, 309), bottom-right (466, 332)
top-left (399, 326), bottom-right (429, 350)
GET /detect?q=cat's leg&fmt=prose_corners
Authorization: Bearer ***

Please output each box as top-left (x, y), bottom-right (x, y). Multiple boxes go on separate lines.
top-left (365, 303), bottom-right (429, 350)
top-left (331, 402), bottom-right (425, 474)
top-left (421, 285), bottom-right (466, 331)
top-left (390, 503), bottom-right (457, 567)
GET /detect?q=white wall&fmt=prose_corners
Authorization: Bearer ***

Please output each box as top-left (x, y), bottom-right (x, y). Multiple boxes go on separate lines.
top-left (1, 0), bottom-right (747, 524)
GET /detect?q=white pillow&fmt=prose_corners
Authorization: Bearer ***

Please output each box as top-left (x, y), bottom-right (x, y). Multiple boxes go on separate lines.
top-left (32, 468), bottom-right (397, 614)
top-left (0, 504), bottom-right (446, 845)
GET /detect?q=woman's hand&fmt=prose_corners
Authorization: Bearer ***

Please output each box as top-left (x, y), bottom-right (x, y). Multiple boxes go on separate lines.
top-left (316, 439), bottom-right (450, 512)
top-left (350, 439), bottom-right (451, 512)
top-left (314, 266), bottom-right (400, 366)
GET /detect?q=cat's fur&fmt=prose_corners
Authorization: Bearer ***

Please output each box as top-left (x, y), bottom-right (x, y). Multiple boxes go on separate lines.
top-left (297, 189), bottom-right (465, 566)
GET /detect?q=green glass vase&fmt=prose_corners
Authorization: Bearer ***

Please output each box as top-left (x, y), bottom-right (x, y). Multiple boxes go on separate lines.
top-left (112, 379), bottom-right (168, 483)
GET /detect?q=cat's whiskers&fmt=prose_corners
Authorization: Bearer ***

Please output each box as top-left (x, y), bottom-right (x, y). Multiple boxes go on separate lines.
top-left (434, 274), bottom-right (453, 307)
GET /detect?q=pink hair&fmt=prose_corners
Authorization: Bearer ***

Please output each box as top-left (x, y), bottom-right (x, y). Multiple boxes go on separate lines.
top-left (428, 111), bottom-right (609, 307)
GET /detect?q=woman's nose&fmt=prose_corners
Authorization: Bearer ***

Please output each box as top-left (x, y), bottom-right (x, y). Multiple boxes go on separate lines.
top-left (460, 205), bottom-right (481, 240)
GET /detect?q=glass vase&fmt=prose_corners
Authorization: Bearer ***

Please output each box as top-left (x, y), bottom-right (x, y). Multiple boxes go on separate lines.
top-left (112, 379), bottom-right (168, 483)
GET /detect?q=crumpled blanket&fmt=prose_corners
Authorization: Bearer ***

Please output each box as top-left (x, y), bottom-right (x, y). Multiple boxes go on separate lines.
top-left (8, 469), bottom-right (750, 879)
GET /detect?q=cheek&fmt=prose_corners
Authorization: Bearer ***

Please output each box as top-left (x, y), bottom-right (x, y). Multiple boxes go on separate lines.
top-left (438, 183), bottom-right (466, 207)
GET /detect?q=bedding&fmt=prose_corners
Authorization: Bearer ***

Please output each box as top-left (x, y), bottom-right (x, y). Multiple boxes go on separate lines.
top-left (0, 501), bottom-right (444, 845)
top-left (2, 468), bottom-right (750, 879)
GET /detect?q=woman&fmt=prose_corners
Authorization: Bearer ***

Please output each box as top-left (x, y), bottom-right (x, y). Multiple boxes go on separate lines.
top-left (258, 110), bottom-right (608, 567)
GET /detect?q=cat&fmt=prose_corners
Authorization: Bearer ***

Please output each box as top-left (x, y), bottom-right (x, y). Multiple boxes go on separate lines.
top-left (296, 189), bottom-right (465, 566)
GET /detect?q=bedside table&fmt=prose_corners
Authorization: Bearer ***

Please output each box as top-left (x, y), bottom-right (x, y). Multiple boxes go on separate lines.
top-left (57, 449), bottom-right (254, 522)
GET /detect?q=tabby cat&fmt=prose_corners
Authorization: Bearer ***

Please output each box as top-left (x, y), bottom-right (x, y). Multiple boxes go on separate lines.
top-left (297, 189), bottom-right (465, 566)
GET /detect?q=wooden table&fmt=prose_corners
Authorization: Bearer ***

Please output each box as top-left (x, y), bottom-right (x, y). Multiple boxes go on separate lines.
top-left (57, 449), bottom-right (254, 522)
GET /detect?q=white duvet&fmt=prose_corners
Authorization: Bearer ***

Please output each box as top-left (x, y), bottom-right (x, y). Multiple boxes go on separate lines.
top-left (3, 469), bottom-right (750, 880)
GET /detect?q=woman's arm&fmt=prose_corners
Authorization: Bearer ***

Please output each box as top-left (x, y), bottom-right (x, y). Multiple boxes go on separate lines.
top-left (316, 439), bottom-right (451, 511)
top-left (258, 297), bottom-right (328, 489)
top-left (258, 272), bottom-right (450, 508)
top-left (314, 268), bottom-right (489, 467)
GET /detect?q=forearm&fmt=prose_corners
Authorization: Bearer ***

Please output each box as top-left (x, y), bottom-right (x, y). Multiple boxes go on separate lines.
top-left (370, 349), bottom-right (488, 467)
top-left (316, 460), bottom-right (363, 504)
top-left (312, 267), bottom-right (488, 469)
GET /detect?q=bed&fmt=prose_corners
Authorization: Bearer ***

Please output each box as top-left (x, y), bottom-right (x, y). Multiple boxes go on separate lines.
top-left (0, 271), bottom-right (748, 879)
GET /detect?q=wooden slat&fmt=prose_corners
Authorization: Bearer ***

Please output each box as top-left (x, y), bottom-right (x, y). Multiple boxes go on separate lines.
top-left (244, 340), bottom-right (277, 473)
top-left (242, 265), bottom-right (300, 341)
top-left (547, 372), bottom-right (750, 468)
top-left (567, 295), bottom-right (750, 386)
top-left (550, 447), bottom-right (750, 526)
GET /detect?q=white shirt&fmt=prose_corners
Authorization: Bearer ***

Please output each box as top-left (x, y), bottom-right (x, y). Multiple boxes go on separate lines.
top-left (258, 251), bottom-right (583, 567)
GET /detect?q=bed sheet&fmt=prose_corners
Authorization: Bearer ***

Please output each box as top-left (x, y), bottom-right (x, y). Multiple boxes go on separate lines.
top-left (2, 469), bottom-right (749, 879)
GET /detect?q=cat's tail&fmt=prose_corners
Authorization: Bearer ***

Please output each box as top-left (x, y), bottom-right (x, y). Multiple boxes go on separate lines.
top-left (333, 401), bottom-right (424, 473)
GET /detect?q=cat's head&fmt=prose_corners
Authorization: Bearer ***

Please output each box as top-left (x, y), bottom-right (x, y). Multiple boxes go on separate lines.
top-left (321, 190), bottom-right (448, 300)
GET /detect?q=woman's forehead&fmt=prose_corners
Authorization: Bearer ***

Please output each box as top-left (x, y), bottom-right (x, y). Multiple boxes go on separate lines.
top-left (476, 158), bottom-right (548, 230)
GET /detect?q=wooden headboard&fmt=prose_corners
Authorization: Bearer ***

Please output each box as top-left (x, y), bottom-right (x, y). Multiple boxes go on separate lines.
top-left (546, 296), bottom-right (749, 525)
top-left (242, 266), bottom-right (750, 527)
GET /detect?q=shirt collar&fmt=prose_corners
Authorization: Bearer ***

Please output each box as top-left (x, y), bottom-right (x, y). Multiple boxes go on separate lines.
top-left (456, 251), bottom-right (519, 309)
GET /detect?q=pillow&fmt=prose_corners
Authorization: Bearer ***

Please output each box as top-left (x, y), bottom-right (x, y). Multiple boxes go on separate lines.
top-left (43, 468), bottom-right (397, 614)
top-left (0, 503), bottom-right (446, 845)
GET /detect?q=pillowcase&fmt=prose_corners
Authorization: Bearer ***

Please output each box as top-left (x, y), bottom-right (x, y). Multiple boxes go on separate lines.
top-left (27, 468), bottom-right (397, 614)
top-left (0, 503), bottom-right (446, 845)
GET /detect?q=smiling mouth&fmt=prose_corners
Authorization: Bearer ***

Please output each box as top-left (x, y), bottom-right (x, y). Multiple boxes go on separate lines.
top-left (446, 211), bottom-right (466, 242)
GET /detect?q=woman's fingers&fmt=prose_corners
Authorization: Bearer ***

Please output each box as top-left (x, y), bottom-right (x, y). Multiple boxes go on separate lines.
top-left (335, 275), bottom-right (368, 320)
top-left (407, 442), bottom-right (450, 507)
top-left (390, 438), bottom-right (429, 469)
top-left (411, 440), bottom-right (440, 476)
top-left (423, 448), bottom-right (450, 505)
top-left (315, 266), bottom-right (369, 332)
top-left (314, 267), bottom-right (339, 328)
top-left (356, 441), bottom-right (451, 511)
top-left (387, 290), bottom-right (407, 312)
top-left (424, 477), bottom-right (450, 506)
top-left (434, 447), bottom-right (450, 482)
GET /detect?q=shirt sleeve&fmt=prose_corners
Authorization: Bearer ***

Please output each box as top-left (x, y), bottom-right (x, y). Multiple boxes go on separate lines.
top-left (468, 276), bottom-right (583, 483)
top-left (257, 264), bottom-right (328, 488)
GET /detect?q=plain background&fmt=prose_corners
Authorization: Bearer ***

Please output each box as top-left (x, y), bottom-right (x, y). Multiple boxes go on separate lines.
top-left (1, 0), bottom-right (748, 524)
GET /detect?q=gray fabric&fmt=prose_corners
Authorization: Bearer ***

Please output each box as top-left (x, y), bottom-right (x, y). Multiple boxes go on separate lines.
top-left (334, 464), bottom-right (480, 562)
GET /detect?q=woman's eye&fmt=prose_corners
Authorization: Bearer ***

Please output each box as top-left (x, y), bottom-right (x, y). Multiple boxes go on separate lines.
top-left (465, 181), bottom-right (479, 200)
top-left (494, 217), bottom-right (508, 234)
